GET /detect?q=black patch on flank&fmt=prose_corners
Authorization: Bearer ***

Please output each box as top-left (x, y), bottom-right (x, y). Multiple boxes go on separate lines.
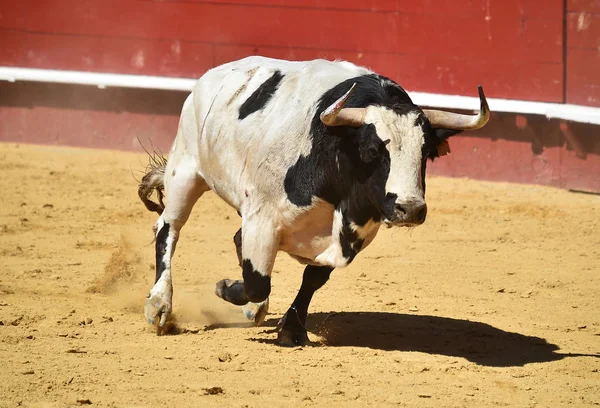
top-left (284, 74), bottom-right (417, 225)
top-left (238, 70), bottom-right (284, 120)
top-left (241, 259), bottom-right (271, 303)
top-left (155, 222), bottom-right (170, 283)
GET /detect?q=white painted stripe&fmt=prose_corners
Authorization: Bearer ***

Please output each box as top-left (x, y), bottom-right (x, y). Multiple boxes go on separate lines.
top-left (409, 92), bottom-right (600, 126)
top-left (0, 66), bottom-right (196, 91)
top-left (2, 66), bottom-right (600, 125)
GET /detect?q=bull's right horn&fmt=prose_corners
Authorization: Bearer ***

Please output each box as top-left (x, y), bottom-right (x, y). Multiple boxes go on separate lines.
top-left (423, 86), bottom-right (491, 130)
top-left (320, 83), bottom-right (367, 128)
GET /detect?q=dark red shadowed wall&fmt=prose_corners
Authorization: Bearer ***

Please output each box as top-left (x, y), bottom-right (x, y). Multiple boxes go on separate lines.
top-left (0, 0), bottom-right (599, 191)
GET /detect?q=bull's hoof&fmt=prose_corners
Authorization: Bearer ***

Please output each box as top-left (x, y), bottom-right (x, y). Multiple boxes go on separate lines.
top-left (242, 298), bottom-right (269, 326)
top-left (276, 309), bottom-right (310, 347)
top-left (144, 291), bottom-right (172, 327)
top-left (277, 326), bottom-right (310, 347)
top-left (215, 279), bottom-right (249, 306)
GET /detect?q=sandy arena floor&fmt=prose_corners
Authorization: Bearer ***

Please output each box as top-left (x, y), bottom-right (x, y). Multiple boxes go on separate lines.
top-left (0, 142), bottom-right (599, 407)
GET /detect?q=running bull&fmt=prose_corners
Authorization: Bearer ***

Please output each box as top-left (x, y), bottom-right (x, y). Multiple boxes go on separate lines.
top-left (138, 56), bottom-right (490, 346)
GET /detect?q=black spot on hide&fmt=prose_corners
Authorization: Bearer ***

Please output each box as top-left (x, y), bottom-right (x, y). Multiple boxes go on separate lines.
top-left (238, 70), bottom-right (284, 120)
top-left (155, 222), bottom-right (170, 283)
top-left (356, 124), bottom-right (388, 164)
top-left (339, 213), bottom-right (364, 264)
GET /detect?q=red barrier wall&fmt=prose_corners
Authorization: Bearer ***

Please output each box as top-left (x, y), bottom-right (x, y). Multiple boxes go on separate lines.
top-left (567, 0), bottom-right (600, 106)
top-left (0, 0), bottom-right (566, 102)
top-left (1, 81), bottom-right (598, 193)
top-left (1, 1), bottom-right (599, 192)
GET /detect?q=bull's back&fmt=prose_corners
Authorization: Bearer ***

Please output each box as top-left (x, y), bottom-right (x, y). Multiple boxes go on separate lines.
top-left (190, 56), bottom-right (372, 212)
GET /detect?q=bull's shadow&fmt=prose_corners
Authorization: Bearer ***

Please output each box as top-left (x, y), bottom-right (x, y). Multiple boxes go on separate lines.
top-left (257, 312), bottom-right (598, 367)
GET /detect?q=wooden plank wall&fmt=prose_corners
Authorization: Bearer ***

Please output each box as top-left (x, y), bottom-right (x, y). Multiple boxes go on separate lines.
top-left (567, 0), bottom-right (600, 106)
top-left (0, 0), bottom-right (566, 103)
top-left (1, 1), bottom-right (599, 192)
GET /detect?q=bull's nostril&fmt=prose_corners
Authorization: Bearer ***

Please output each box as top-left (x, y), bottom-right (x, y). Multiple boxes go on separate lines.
top-left (395, 203), bottom-right (406, 215)
top-left (417, 206), bottom-right (427, 223)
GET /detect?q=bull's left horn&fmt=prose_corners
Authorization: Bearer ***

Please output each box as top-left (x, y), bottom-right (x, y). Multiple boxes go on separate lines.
top-left (320, 83), bottom-right (367, 128)
top-left (423, 86), bottom-right (491, 130)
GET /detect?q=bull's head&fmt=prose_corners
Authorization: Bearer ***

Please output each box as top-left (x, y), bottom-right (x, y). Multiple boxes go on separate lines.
top-left (320, 83), bottom-right (490, 227)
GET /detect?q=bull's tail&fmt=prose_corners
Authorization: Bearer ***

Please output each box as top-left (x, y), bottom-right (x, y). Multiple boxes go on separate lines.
top-left (138, 151), bottom-right (167, 215)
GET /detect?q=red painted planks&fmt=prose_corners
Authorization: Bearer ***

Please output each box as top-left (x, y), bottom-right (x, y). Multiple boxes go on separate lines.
top-left (216, 45), bottom-right (563, 102)
top-left (0, 30), bottom-right (563, 102)
top-left (154, 0), bottom-right (564, 19)
top-left (0, 82), bottom-right (186, 151)
top-left (0, 30), bottom-right (214, 77)
top-left (566, 4), bottom-right (600, 106)
top-left (2, 80), bottom-right (599, 191)
top-left (559, 122), bottom-right (600, 192)
top-left (567, 11), bottom-right (600, 49)
top-left (430, 134), bottom-right (600, 193)
top-left (0, 105), bottom-right (178, 151)
top-left (428, 137), bottom-right (562, 187)
top-left (0, 0), bottom-right (562, 61)
top-left (567, 0), bottom-right (600, 12)
top-left (561, 150), bottom-right (600, 192)
top-left (566, 48), bottom-right (600, 106)
top-left (0, 0), bottom-right (565, 102)
top-left (429, 117), bottom-right (600, 192)
top-left (567, 48), bottom-right (600, 84)
top-left (152, 0), bottom-right (407, 13)
top-left (391, 55), bottom-right (563, 102)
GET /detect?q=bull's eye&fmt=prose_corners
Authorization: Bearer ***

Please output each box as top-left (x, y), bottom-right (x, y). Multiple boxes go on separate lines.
top-left (368, 147), bottom-right (378, 160)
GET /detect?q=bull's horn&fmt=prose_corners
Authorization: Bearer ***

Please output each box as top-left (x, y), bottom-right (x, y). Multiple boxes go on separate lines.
top-left (320, 83), bottom-right (367, 127)
top-left (423, 86), bottom-right (490, 130)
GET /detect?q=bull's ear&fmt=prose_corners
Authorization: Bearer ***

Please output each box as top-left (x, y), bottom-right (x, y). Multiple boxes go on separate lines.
top-left (434, 128), bottom-right (461, 157)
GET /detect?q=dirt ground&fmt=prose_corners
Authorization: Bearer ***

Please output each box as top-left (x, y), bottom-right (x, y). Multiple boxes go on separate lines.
top-left (0, 142), bottom-right (599, 408)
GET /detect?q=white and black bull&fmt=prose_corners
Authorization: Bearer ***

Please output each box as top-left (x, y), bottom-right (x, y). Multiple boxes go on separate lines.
top-left (138, 56), bottom-right (490, 346)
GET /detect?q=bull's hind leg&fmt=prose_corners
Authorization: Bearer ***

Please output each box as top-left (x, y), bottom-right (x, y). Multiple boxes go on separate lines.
top-left (277, 265), bottom-right (334, 346)
top-left (216, 217), bottom-right (277, 324)
top-left (145, 162), bottom-right (208, 327)
top-left (230, 228), bottom-right (270, 325)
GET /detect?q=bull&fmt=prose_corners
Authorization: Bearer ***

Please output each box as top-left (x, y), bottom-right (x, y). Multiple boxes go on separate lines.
top-left (138, 56), bottom-right (490, 346)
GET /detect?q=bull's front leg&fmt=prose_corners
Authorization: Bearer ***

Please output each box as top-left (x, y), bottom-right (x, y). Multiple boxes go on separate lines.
top-left (229, 227), bottom-right (270, 324)
top-left (145, 216), bottom-right (175, 327)
top-left (215, 217), bottom-right (277, 325)
top-left (145, 167), bottom-right (208, 328)
top-left (277, 265), bottom-right (334, 346)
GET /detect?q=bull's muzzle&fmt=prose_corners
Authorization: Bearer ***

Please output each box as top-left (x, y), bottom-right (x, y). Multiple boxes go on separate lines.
top-left (391, 198), bottom-right (427, 226)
